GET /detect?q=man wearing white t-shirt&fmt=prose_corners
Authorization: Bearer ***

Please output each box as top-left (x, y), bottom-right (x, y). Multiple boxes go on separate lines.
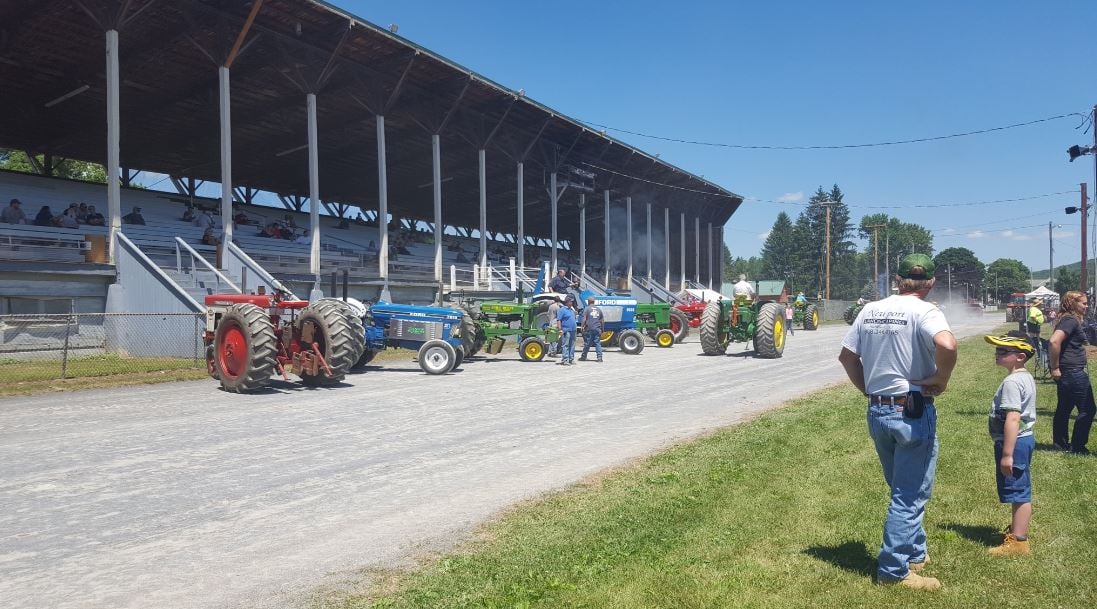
top-left (839, 253), bottom-right (957, 591)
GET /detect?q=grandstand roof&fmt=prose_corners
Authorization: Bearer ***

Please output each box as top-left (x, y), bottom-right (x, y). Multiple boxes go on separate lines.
top-left (0, 0), bottom-right (742, 242)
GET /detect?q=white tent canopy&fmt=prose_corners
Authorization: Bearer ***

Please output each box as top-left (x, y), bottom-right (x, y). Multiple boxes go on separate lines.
top-left (1025, 286), bottom-right (1058, 299)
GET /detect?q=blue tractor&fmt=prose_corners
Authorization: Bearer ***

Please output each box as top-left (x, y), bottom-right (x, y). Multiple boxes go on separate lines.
top-left (322, 298), bottom-right (477, 375)
top-left (529, 282), bottom-right (651, 356)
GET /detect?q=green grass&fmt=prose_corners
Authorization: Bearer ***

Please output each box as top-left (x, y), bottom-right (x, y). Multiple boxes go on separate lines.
top-left (318, 332), bottom-right (1097, 609)
top-left (0, 354), bottom-right (206, 397)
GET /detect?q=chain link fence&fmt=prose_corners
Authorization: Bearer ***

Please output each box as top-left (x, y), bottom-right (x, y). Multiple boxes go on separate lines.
top-left (0, 313), bottom-right (205, 382)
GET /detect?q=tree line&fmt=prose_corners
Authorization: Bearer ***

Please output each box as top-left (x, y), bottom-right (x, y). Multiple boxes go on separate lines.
top-left (722, 184), bottom-right (1054, 301)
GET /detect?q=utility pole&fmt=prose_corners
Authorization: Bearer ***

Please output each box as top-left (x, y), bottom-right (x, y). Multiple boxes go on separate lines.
top-left (825, 204), bottom-right (832, 300)
top-left (884, 231), bottom-right (890, 295)
top-left (1082, 183), bottom-right (1089, 294)
top-left (1048, 221), bottom-right (1054, 290)
top-left (865, 224), bottom-right (885, 297)
top-left (947, 264), bottom-right (952, 304)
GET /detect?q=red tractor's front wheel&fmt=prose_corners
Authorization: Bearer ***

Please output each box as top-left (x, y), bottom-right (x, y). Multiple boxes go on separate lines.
top-left (214, 303), bottom-right (277, 393)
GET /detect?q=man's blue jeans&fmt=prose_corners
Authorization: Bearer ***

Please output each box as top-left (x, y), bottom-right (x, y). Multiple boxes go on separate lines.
top-left (867, 402), bottom-right (939, 583)
top-left (580, 330), bottom-right (603, 360)
top-left (560, 330), bottom-right (576, 363)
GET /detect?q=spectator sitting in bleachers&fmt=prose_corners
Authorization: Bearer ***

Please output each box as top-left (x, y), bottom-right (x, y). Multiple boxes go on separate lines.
top-left (33, 205), bottom-right (53, 226)
top-left (56, 207), bottom-right (79, 228)
top-left (201, 227), bottom-right (221, 247)
top-left (182, 205), bottom-right (196, 222)
top-left (337, 217), bottom-right (350, 229)
top-left (233, 208), bottom-right (250, 226)
top-left (122, 206), bottom-right (146, 225)
top-left (75, 202), bottom-right (89, 223)
top-left (293, 233), bottom-right (310, 245)
top-left (259, 222), bottom-right (283, 239)
top-left (85, 205), bottom-right (104, 226)
top-left (193, 208), bottom-right (214, 230)
top-left (2, 198), bottom-right (27, 224)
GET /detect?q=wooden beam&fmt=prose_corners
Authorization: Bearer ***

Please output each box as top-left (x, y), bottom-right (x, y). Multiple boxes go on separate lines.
top-left (224, 0), bottom-right (264, 68)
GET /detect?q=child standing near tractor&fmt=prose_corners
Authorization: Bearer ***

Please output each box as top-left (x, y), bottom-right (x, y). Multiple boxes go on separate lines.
top-left (984, 334), bottom-right (1037, 556)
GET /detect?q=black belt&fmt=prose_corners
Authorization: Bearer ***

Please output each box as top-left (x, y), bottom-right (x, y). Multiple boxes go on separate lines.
top-left (869, 394), bottom-right (935, 407)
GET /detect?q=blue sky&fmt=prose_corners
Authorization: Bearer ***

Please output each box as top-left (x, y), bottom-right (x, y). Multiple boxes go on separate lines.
top-left (325, 0), bottom-right (1097, 272)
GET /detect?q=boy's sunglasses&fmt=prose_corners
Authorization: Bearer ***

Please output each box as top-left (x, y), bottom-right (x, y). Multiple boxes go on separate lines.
top-left (994, 348), bottom-right (1024, 356)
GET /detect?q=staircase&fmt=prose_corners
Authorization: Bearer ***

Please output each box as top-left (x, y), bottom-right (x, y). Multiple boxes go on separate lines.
top-left (161, 267), bottom-right (242, 302)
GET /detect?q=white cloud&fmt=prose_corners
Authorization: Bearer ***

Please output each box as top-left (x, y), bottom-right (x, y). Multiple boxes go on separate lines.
top-left (940, 227), bottom-right (956, 235)
top-left (1013, 234), bottom-right (1033, 241)
top-left (1058, 230), bottom-right (1076, 238)
top-left (966, 230), bottom-right (986, 239)
top-left (777, 191), bottom-right (804, 203)
top-left (758, 230), bottom-right (771, 240)
top-left (1002, 230), bottom-right (1014, 237)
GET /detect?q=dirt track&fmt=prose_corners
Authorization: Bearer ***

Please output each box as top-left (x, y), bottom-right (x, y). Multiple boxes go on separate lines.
top-left (0, 315), bottom-right (997, 609)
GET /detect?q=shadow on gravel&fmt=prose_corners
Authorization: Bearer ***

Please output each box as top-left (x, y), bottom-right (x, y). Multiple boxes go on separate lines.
top-left (225, 379), bottom-right (355, 394)
top-left (940, 522), bottom-right (1000, 547)
top-left (804, 540), bottom-right (875, 576)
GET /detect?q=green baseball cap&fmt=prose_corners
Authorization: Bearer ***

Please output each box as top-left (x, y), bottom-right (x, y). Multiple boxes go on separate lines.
top-left (898, 253), bottom-right (935, 279)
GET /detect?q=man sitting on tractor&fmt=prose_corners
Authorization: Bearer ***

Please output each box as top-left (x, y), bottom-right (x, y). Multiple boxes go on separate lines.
top-left (795, 291), bottom-right (807, 307)
top-left (733, 274), bottom-right (756, 304)
top-left (549, 269), bottom-right (572, 294)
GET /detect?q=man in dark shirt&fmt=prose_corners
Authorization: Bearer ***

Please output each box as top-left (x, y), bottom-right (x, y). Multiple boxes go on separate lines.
top-left (579, 296), bottom-right (604, 362)
top-left (122, 206), bottom-right (146, 225)
top-left (549, 269), bottom-right (572, 294)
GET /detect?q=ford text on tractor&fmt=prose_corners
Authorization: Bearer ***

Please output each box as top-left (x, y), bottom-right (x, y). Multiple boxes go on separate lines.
top-left (204, 293), bottom-right (365, 393)
top-left (340, 299), bottom-right (476, 375)
top-left (698, 296), bottom-right (785, 358)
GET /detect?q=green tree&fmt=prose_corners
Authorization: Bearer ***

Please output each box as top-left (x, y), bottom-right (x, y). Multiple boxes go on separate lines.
top-left (1055, 267), bottom-right (1080, 297)
top-left (793, 184), bottom-right (856, 299)
top-left (986, 258), bottom-right (1031, 302)
top-left (933, 247), bottom-right (985, 301)
top-left (760, 212), bottom-right (797, 286)
top-left (0, 148), bottom-right (112, 183)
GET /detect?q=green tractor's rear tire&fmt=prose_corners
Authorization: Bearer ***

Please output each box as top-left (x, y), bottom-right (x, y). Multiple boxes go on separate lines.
top-left (753, 302), bottom-right (786, 359)
top-left (298, 302), bottom-right (365, 386)
top-left (699, 300), bottom-right (730, 355)
top-left (618, 329), bottom-right (646, 355)
top-left (418, 339), bottom-right (456, 374)
top-left (214, 303), bottom-right (277, 393)
top-left (669, 308), bottom-right (689, 343)
top-left (533, 311), bottom-right (553, 333)
top-left (655, 329), bottom-right (675, 348)
top-left (459, 314), bottom-right (481, 357)
top-left (802, 303), bottom-right (819, 331)
top-left (519, 336), bottom-right (547, 362)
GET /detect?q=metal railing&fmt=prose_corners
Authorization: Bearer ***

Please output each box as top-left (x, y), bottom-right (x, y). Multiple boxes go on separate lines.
top-left (223, 241), bottom-right (298, 299)
top-left (0, 312), bottom-right (205, 382)
top-left (174, 237), bottom-right (240, 293)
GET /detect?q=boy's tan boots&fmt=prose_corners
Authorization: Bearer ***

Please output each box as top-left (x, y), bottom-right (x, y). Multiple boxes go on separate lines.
top-left (988, 533), bottom-right (1031, 556)
top-left (881, 572), bottom-right (942, 591)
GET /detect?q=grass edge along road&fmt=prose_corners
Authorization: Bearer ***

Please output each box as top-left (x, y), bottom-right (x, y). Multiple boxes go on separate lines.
top-left (318, 331), bottom-right (1096, 609)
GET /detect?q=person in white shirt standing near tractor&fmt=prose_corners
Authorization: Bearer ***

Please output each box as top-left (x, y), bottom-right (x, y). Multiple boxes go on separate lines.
top-left (838, 253), bottom-right (958, 591)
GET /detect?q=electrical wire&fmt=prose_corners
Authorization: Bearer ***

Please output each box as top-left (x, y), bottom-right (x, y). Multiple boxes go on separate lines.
top-left (580, 112), bottom-right (1087, 150)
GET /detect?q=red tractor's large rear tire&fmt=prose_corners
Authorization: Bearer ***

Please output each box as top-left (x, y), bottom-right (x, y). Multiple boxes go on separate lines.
top-left (214, 303), bottom-right (277, 393)
top-left (297, 302), bottom-right (364, 386)
top-left (699, 300), bottom-right (730, 355)
top-left (753, 302), bottom-right (785, 359)
top-left (669, 308), bottom-right (689, 343)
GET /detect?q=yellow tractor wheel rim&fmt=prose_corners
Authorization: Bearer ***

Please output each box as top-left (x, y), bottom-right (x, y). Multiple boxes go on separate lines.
top-left (524, 341), bottom-right (543, 360)
top-left (657, 332), bottom-right (673, 347)
top-left (774, 319), bottom-right (784, 349)
top-left (600, 330), bottom-right (614, 342)
top-left (812, 311), bottom-right (820, 326)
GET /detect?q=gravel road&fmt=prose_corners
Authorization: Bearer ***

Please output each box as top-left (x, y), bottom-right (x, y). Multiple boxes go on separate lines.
top-left (0, 315), bottom-right (997, 609)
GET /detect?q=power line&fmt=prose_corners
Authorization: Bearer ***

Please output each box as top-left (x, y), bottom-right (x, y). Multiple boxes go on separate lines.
top-left (580, 112), bottom-right (1087, 150)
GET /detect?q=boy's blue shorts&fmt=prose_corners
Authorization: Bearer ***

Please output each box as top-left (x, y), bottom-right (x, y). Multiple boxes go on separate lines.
top-left (994, 434), bottom-right (1034, 503)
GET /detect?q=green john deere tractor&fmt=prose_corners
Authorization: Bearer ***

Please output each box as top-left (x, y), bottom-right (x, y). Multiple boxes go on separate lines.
top-left (470, 300), bottom-right (561, 362)
top-left (698, 298), bottom-right (785, 358)
top-left (792, 300), bottom-right (821, 330)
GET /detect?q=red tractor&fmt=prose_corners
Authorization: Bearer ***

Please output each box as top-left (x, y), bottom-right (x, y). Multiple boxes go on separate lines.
top-left (203, 292), bottom-right (365, 393)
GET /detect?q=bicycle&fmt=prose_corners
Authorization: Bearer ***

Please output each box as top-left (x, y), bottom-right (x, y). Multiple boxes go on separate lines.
top-left (1031, 336), bottom-right (1050, 381)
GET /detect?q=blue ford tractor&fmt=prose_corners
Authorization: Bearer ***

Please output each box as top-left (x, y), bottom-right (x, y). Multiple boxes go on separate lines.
top-left (530, 290), bottom-right (653, 355)
top-left (321, 298), bottom-right (476, 375)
